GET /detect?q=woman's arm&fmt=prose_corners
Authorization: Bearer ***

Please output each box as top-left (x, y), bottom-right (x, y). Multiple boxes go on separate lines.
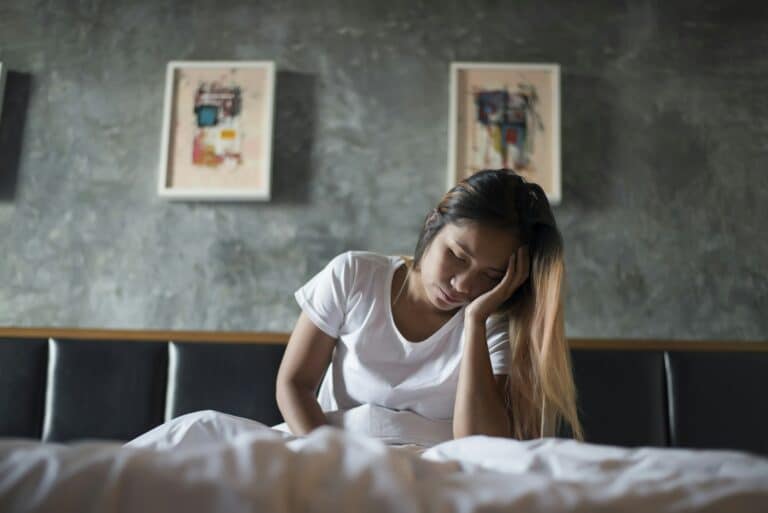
top-left (275, 312), bottom-right (336, 435)
top-left (453, 316), bottom-right (511, 439)
top-left (454, 248), bottom-right (529, 438)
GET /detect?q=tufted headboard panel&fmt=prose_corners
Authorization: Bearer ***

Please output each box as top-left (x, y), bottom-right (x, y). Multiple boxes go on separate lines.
top-left (1, 328), bottom-right (767, 456)
top-left (0, 329), bottom-right (288, 443)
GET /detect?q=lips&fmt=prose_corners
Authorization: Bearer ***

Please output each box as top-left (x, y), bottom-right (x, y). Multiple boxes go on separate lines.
top-left (439, 286), bottom-right (464, 305)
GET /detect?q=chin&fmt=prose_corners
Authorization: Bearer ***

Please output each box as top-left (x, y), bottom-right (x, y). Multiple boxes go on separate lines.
top-left (433, 285), bottom-right (464, 311)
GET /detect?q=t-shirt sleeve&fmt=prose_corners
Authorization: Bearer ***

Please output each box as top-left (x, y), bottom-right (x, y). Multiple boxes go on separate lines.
top-left (486, 314), bottom-right (511, 375)
top-left (294, 252), bottom-right (355, 338)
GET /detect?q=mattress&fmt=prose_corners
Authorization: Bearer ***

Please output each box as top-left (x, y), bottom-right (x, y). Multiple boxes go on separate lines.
top-left (1, 407), bottom-right (766, 513)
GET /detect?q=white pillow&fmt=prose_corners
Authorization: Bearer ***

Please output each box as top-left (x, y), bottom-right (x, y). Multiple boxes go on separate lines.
top-left (125, 410), bottom-right (294, 451)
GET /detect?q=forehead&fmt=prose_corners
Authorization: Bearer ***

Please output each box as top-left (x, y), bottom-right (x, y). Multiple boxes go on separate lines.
top-left (438, 221), bottom-right (520, 264)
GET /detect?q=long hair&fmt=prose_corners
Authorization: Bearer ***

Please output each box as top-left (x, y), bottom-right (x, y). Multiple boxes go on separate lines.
top-left (412, 169), bottom-right (583, 441)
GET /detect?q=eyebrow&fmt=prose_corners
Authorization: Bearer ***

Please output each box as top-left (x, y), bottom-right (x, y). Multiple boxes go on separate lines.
top-left (453, 240), bottom-right (506, 274)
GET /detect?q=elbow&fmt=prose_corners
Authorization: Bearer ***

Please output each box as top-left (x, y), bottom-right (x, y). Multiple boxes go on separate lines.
top-left (453, 414), bottom-right (511, 440)
top-left (452, 417), bottom-right (477, 440)
top-left (453, 425), bottom-right (510, 440)
top-left (275, 377), bottom-right (314, 412)
top-left (275, 376), bottom-right (296, 413)
top-left (452, 427), bottom-right (471, 440)
top-left (275, 379), bottom-right (287, 414)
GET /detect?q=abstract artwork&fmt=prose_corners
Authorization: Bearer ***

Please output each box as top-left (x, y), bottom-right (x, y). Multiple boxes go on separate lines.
top-left (448, 63), bottom-right (561, 204)
top-left (158, 61), bottom-right (275, 200)
top-left (192, 82), bottom-right (243, 167)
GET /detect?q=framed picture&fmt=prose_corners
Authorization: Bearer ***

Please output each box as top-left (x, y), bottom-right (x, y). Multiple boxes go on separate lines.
top-left (158, 61), bottom-right (275, 201)
top-left (448, 62), bottom-right (561, 204)
top-left (0, 62), bottom-right (6, 121)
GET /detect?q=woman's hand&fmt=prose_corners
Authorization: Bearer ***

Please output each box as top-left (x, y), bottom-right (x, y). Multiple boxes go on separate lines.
top-left (465, 245), bottom-right (530, 323)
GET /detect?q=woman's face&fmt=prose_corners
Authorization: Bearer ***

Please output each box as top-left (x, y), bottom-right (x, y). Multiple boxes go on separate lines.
top-left (418, 221), bottom-right (521, 313)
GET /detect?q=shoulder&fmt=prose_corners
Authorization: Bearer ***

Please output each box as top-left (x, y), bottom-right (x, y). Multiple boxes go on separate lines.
top-left (347, 250), bottom-right (395, 266)
top-left (323, 250), bottom-right (396, 286)
top-left (331, 250), bottom-right (397, 273)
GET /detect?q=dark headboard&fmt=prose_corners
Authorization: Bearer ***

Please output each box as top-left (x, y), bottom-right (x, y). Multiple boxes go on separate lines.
top-left (0, 328), bottom-right (288, 443)
top-left (1, 328), bottom-right (767, 456)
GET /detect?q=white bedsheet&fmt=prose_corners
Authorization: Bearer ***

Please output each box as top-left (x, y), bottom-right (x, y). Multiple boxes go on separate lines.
top-left (1, 409), bottom-right (767, 513)
top-left (123, 404), bottom-right (453, 450)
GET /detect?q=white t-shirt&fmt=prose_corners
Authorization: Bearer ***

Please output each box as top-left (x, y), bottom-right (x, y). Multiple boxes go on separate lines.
top-left (294, 251), bottom-right (511, 421)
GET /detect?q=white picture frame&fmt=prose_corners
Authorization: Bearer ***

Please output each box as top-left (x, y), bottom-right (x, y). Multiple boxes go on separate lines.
top-left (448, 62), bottom-right (561, 205)
top-left (158, 61), bottom-right (276, 201)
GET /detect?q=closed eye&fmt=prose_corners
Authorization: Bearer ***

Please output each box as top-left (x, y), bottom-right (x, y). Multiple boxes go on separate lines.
top-left (449, 248), bottom-right (466, 262)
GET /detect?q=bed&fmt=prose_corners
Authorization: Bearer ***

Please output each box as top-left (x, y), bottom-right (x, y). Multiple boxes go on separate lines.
top-left (1, 328), bottom-right (767, 512)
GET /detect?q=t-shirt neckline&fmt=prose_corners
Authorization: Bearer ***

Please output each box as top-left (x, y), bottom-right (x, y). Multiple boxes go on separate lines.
top-left (386, 255), bottom-right (464, 346)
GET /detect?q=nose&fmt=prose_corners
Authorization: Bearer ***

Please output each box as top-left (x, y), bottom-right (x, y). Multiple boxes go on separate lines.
top-left (450, 272), bottom-right (472, 296)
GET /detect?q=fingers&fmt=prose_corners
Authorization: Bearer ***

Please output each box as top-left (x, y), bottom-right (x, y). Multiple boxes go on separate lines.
top-left (512, 245), bottom-right (530, 288)
top-left (499, 245), bottom-right (531, 295)
top-left (504, 254), bottom-right (517, 284)
top-left (504, 254), bottom-right (522, 293)
top-left (519, 245), bottom-right (530, 274)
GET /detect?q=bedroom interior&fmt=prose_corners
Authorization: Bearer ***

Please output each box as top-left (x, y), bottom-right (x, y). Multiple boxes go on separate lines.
top-left (1, 1), bottom-right (767, 512)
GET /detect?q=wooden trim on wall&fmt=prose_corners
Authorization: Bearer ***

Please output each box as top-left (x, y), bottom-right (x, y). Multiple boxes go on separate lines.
top-left (569, 338), bottom-right (768, 352)
top-left (0, 327), bottom-right (766, 351)
top-left (0, 327), bottom-right (289, 344)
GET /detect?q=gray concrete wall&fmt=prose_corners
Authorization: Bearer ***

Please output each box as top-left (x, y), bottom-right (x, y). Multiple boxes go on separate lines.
top-left (0, 1), bottom-right (765, 339)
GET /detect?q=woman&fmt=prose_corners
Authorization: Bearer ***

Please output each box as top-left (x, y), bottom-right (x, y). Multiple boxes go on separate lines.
top-left (276, 169), bottom-right (583, 441)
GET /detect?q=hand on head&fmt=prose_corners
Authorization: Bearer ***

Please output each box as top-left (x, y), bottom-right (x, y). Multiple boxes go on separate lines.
top-left (464, 244), bottom-right (530, 323)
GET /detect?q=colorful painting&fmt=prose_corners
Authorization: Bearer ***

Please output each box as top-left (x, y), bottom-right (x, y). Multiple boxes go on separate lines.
top-left (448, 63), bottom-right (561, 204)
top-left (158, 61), bottom-right (275, 201)
top-left (192, 82), bottom-right (243, 167)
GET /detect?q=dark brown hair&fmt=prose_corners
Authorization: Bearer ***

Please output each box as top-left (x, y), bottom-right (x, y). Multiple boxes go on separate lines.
top-left (412, 169), bottom-right (583, 440)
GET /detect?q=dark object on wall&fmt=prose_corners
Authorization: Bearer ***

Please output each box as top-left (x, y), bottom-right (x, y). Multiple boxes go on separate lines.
top-left (269, 71), bottom-right (316, 205)
top-left (0, 71), bottom-right (32, 201)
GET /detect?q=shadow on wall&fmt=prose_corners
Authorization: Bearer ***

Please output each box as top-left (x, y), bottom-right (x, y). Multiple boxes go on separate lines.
top-left (560, 72), bottom-right (619, 211)
top-left (0, 71), bottom-right (32, 202)
top-left (268, 70), bottom-right (317, 206)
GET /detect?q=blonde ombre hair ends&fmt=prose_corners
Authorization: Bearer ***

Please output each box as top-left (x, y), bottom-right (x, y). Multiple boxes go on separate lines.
top-left (507, 226), bottom-right (583, 440)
